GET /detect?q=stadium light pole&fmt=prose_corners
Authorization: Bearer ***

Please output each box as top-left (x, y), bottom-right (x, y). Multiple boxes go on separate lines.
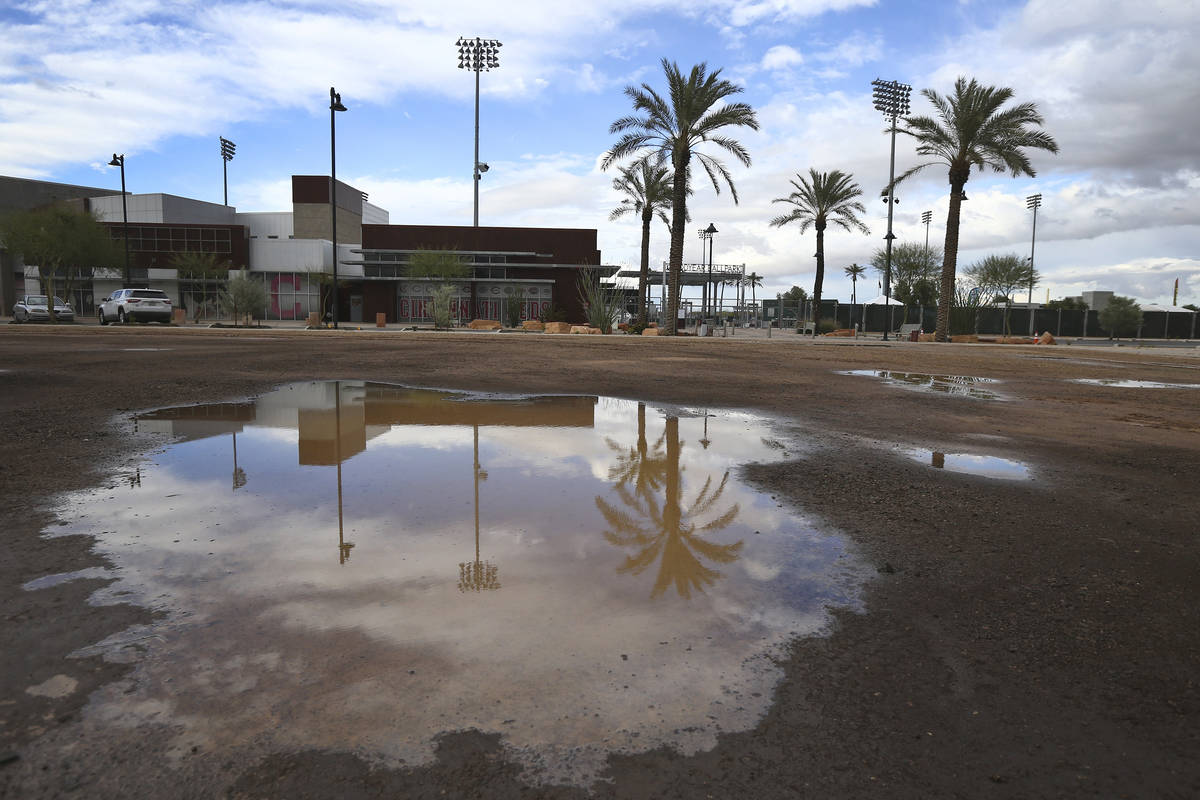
top-left (329, 87), bottom-right (348, 328)
top-left (699, 224), bottom-right (716, 321)
top-left (872, 78), bottom-right (911, 341)
top-left (1026, 193), bottom-right (1042, 335)
top-left (107, 154), bottom-right (130, 285)
top-left (921, 209), bottom-right (932, 249)
top-left (220, 137), bottom-right (236, 206)
top-left (457, 37), bottom-right (502, 227)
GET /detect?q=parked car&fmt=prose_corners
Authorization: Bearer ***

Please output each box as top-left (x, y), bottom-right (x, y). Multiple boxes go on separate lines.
top-left (98, 288), bottom-right (173, 325)
top-left (13, 295), bottom-right (75, 323)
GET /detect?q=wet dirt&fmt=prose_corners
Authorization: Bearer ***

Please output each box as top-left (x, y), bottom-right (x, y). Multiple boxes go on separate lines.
top-left (838, 369), bottom-right (1003, 399)
top-left (1, 327), bottom-right (1198, 799)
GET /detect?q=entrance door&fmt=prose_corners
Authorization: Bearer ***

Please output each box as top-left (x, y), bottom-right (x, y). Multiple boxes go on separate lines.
top-left (349, 294), bottom-right (363, 323)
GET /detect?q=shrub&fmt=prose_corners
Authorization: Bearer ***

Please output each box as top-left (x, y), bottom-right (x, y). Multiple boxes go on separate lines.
top-left (577, 270), bottom-right (622, 333)
top-left (539, 304), bottom-right (567, 323)
top-left (504, 300), bottom-right (522, 328)
top-left (220, 275), bottom-right (268, 326)
top-left (430, 284), bottom-right (456, 329)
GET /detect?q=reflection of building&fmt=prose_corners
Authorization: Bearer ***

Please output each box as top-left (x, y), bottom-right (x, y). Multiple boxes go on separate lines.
top-left (136, 382), bottom-right (597, 466)
top-left (4, 173), bottom-right (616, 324)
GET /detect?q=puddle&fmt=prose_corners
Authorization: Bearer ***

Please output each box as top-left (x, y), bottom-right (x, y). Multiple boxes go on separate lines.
top-left (908, 449), bottom-right (1030, 480)
top-left (120, 347), bottom-right (174, 352)
top-left (839, 370), bottom-right (1002, 399)
top-left (1070, 378), bottom-right (1200, 389)
top-left (38, 382), bottom-right (868, 785)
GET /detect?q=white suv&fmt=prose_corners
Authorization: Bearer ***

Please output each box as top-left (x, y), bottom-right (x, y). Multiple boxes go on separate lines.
top-left (99, 288), bottom-right (174, 325)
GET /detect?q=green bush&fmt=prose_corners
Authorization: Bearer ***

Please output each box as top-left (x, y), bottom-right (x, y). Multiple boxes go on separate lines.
top-left (539, 304), bottom-right (567, 323)
top-left (430, 284), bottom-right (455, 329)
top-left (219, 275), bottom-right (268, 326)
top-left (504, 300), bottom-right (522, 328)
top-left (818, 319), bottom-right (838, 334)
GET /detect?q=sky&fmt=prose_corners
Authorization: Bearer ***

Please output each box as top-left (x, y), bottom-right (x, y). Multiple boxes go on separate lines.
top-left (3, 0), bottom-right (1198, 307)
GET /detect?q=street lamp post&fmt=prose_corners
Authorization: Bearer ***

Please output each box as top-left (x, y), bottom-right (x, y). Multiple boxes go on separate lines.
top-left (329, 87), bottom-right (348, 328)
top-left (1026, 193), bottom-right (1042, 335)
top-left (872, 78), bottom-right (911, 341)
top-left (220, 137), bottom-right (236, 206)
top-left (457, 37), bottom-right (502, 227)
top-left (107, 154), bottom-right (130, 285)
top-left (698, 223), bottom-right (716, 323)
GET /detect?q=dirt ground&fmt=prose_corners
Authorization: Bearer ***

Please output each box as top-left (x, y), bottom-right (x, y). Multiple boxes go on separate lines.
top-left (1, 325), bottom-right (1197, 799)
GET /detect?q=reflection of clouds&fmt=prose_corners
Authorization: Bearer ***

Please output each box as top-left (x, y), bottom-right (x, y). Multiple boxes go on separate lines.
top-left (44, 389), bottom-right (867, 786)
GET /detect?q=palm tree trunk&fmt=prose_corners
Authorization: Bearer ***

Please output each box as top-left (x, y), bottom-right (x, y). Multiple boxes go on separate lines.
top-left (936, 179), bottom-right (967, 342)
top-left (639, 211), bottom-right (651, 326)
top-left (666, 151), bottom-right (691, 335)
top-left (812, 225), bottom-right (825, 336)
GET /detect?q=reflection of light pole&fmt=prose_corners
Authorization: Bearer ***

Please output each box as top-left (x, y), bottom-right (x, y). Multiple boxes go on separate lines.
top-left (220, 137), bottom-right (236, 206)
top-left (872, 78), bottom-right (911, 341)
top-left (699, 409), bottom-right (712, 449)
top-left (231, 432), bottom-right (247, 490)
top-left (459, 424), bottom-right (499, 591)
top-left (457, 37), bottom-right (502, 227)
top-left (108, 154), bottom-right (130, 285)
top-left (329, 87), bottom-right (348, 329)
top-left (335, 382), bottom-right (354, 564)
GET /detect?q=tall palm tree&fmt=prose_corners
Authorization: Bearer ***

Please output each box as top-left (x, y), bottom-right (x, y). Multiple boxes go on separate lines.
top-left (744, 272), bottom-right (763, 324)
top-left (769, 169), bottom-right (869, 335)
top-left (844, 263), bottom-right (866, 330)
top-left (895, 77), bottom-right (1058, 342)
top-left (609, 158), bottom-right (675, 326)
top-left (603, 60), bottom-right (759, 335)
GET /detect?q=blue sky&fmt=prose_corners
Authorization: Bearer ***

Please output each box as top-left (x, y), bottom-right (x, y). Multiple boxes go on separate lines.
top-left (3, 0), bottom-right (1198, 305)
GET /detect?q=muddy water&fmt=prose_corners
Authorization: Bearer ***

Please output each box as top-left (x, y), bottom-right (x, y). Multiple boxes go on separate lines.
top-left (41, 382), bottom-right (868, 785)
top-left (1070, 378), bottom-right (1200, 389)
top-left (839, 369), bottom-right (1002, 399)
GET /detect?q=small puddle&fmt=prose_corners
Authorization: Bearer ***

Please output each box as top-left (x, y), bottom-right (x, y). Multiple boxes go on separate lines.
top-left (120, 347), bottom-right (174, 352)
top-left (1070, 378), bottom-right (1200, 389)
top-left (908, 449), bottom-right (1030, 480)
top-left (37, 382), bottom-right (868, 785)
top-left (840, 370), bottom-right (1001, 399)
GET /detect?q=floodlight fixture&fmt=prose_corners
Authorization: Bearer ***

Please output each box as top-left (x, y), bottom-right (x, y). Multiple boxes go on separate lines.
top-left (457, 36), bottom-right (503, 226)
top-left (219, 137), bottom-right (236, 205)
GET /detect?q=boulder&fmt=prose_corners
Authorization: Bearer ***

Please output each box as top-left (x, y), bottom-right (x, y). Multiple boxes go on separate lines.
top-left (522, 320), bottom-right (545, 332)
top-left (544, 322), bottom-right (573, 334)
top-left (824, 328), bottom-right (855, 337)
top-left (1038, 331), bottom-right (1057, 345)
top-left (570, 325), bottom-right (602, 335)
top-left (468, 319), bottom-right (502, 330)
top-left (641, 327), bottom-right (662, 336)
top-left (918, 333), bottom-right (937, 342)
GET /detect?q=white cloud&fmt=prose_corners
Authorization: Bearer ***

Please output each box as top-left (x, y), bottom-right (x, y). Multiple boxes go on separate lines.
top-left (760, 45), bottom-right (804, 71)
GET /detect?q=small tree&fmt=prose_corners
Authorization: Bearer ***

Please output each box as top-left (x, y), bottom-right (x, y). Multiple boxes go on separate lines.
top-left (409, 249), bottom-right (470, 326)
top-left (577, 270), bottom-right (623, 333)
top-left (964, 253), bottom-right (1039, 336)
top-left (1045, 297), bottom-right (1088, 311)
top-left (220, 275), bottom-right (268, 326)
top-left (870, 242), bottom-right (941, 318)
top-left (1098, 296), bottom-right (1142, 340)
top-left (0, 205), bottom-right (119, 322)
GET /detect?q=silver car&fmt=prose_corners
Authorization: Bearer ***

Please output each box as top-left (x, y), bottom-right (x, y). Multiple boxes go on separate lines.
top-left (12, 295), bottom-right (75, 323)
top-left (99, 288), bottom-right (173, 325)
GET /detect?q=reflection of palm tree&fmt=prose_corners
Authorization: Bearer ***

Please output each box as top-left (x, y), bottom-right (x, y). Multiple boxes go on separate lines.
top-left (597, 415), bottom-right (742, 598)
top-left (604, 403), bottom-right (668, 497)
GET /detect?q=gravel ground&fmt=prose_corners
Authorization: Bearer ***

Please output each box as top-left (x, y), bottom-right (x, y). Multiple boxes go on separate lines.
top-left (1, 325), bottom-right (1197, 799)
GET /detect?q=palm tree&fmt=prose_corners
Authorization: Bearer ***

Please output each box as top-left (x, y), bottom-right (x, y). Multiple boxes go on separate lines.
top-left (603, 60), bottom-right (759, 335)
top-left (844, 263), bottom-right (866, 331)
top-left (609, 158), bottom-right (675, 326)
top-left (895, 77), bottom-right (1058, 341)
top-left (769, 169), bottom-right (869, 335)
top-left (744, 272), bottom-right (763, 324)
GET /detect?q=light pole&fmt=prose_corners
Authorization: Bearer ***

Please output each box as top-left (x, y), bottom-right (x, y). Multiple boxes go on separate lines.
top-left (457, 37), bottom-right (502, 228)
top-left (107, 154), bottom-right (130, 285)
top-left (921, 210), bottom-right (932, 249)
top-left (872, 78), bottom-right (911, 341)
top-left (220, 137), bottom-right (236, 206)
top-left (698, 223), bottom-right (716, 323)
top-left (1026, 193), bottom-right (1042, 335)
top-left (329, 87), bottom-right (348, 328)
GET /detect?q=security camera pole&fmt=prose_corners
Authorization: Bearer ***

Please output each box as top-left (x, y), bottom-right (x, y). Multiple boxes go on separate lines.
top-left (457, 37), bottom-right (502, 227)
